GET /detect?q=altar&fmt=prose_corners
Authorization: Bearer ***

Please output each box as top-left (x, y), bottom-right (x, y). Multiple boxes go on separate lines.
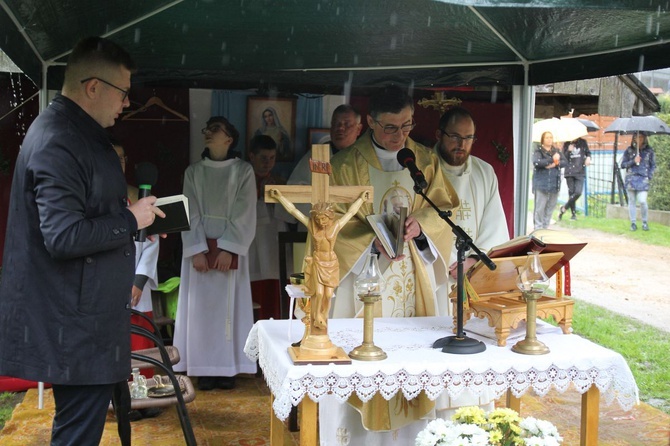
top-left (244, 316), bottom-right (639, 446)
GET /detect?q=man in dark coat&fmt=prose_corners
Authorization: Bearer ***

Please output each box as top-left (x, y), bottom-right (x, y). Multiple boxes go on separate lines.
top-left (0, 36), bottom-right (163, 445)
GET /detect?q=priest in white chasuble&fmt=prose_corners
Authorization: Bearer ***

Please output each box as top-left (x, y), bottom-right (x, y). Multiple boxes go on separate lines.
top-left (433, 106), bottom-right (509, 317)
top-left (320, 85), bottom-right (460, 444)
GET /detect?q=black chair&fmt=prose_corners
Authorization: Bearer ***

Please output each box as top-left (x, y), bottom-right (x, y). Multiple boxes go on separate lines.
top-left (113, 310), bottom-right (197, 446)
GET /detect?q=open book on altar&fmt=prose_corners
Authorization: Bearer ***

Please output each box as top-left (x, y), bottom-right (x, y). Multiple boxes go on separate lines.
top-left (469, 228), bottom-right (587, 282)
top-left (366, 207), bottom-right (407, 259)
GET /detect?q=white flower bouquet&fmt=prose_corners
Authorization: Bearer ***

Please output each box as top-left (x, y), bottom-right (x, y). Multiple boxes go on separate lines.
top-left (415, 406), bottom-right (563, 446)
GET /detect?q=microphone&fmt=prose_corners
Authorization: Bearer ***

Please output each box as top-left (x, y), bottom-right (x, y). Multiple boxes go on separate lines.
top-left (134, 162), bottom-right (159, 242)
top-left (396, 148), bottom-right (428, 189)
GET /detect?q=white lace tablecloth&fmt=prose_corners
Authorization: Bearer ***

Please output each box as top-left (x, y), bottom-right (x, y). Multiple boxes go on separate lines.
top-left (244, 316), bottom-right (639, 422)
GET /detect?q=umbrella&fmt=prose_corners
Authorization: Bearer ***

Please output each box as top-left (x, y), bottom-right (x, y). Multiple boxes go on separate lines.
top-left (603, 116), bottom-right (670, 135)
top-left (532, 118), bottom-right (588, 143)
top-left (575, 118), bottom-right (600, 132)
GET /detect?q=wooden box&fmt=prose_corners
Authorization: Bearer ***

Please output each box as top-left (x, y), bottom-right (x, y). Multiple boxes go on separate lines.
top-left (451, 252), bottom-right (574, 347)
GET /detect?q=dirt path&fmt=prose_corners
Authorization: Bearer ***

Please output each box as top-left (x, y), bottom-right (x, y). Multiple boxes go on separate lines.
top-left (556, 227), bottom-right (670, 332)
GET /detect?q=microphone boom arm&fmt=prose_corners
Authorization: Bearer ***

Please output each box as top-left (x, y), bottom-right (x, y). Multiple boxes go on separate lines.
top-left (412, 183), bottom-right (494, 354)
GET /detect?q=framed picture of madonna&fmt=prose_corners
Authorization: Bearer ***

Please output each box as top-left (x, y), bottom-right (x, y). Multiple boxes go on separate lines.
top-left (247, 97), bottom-right (297, 162)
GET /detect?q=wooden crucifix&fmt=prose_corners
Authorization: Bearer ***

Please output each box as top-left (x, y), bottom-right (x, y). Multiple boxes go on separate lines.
top-left (265, 144), bottom-right (372, 364)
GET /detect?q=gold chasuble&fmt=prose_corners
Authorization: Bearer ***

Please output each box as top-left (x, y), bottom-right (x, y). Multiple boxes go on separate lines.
top-left (330, 132), bottom-right (459, 431)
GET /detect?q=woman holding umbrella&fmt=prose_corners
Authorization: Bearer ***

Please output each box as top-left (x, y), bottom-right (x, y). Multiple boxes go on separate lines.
top-left (620, 133), bottom-right (656, 231)
top-left (532, 131), bottom-right (567, 230)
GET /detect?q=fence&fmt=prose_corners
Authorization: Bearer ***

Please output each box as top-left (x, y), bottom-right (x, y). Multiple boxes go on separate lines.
top-left (557, 146), bottom-right (627, 218)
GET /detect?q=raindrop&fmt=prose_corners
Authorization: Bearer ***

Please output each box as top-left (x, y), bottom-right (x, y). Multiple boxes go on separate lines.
top-left (390, 12), bottom-right (398, 26)
top-left (181, 54), bottom-right (187, 65)
top-left (182, 23), bottom-right (189, 33)
top-left (638, 54), bottom-right (645, 72)
top-left (466, 41), bottom-right (472, 54)
top-left (427, 16), bottom-right (431, 27)
top-left (353, 54), bottom-right (358, 65)
top-left (490, 85), bottom-right (498, 104)
top-left (614, 34), bottom-right (619, 47)
top-left (646, 15), bottom-right (653, 34)
top-left (336, 7), bottom-right (340, 15)
top-left (134, 28), bottom-right (141, 43)
top-left (334, 53), bottom-right (338, 63)
top-left (221, 42), bottom-right (227, 51)
top-left (656, 22), bottom-right (660, 36)
top-left (222, 54), bottom-right (230, 66)
top-left (290, 26), bottom-right (294, 35)
top-left (361, 16), bottom-right (365, 23)
top-left (390, 36), bottom-right (397, 50)
top-left (317, 3), bottom-right (321, 11)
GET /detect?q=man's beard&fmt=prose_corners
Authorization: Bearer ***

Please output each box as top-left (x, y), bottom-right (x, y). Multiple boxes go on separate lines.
top-left (440, 144), bottom-right (468, 167)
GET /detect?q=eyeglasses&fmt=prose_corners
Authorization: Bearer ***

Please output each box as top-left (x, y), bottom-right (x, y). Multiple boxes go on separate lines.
top-left (80, 77), bottom-right (130, 102)
top-left (439, 129), bottom-right (476, 144)
top-left (373, 119), bottom-right (416, 134)
top-left (201, 125), bottom-right (229, 135)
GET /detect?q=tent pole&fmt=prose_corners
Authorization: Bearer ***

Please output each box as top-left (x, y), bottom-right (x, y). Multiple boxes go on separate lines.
top-left (514, 66), bottom-right (535, 236)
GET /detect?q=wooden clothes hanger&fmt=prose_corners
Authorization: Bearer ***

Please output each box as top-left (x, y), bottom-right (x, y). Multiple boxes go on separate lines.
top-left (122, 96), bottom-right (189, 122)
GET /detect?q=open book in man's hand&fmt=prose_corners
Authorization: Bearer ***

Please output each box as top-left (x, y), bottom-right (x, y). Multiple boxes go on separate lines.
top-left (366, 207), bottom-right (407, 258)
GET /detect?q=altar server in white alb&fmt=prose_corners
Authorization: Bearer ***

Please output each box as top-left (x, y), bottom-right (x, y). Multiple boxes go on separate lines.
top-left (433, 106), bottom-right (509, 316)
top-left (173, 116), bottom-right (257, 391)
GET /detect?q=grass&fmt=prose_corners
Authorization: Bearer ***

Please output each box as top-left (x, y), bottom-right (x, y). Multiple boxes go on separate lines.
top-left (0, 392), bottom-right (23, 430)
top-left (570, 299), bottom-right (670, 414)
top-left (554, 209), bottom-right (670, 247)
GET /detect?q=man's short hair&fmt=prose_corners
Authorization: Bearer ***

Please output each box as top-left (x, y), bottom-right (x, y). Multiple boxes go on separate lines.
top-left (207, 116), bottom-right (240, 149)
top-left (369, 85), bottom-right (414, 118)
top-left (438, 107), bottom-right (475, 131)
top-left (332, 104), bottom-right (361, 123)
top-left (64, 37), bottom-right (136, 87)
top-left (249, 134), bottom-right (277, 154)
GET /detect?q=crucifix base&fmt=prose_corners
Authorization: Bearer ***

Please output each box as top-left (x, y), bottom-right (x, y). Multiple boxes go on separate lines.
top-left (288, 345), bottom-right (352, 365)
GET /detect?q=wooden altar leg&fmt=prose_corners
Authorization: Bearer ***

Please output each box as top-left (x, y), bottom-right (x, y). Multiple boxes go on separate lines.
top-left (505, 389), bottom-right (521, 414)
top-left (580, 386), bottom-right (600, 446)
top-left (270, 394), bottom-right (285, 446)
top-left (300, 396), bottom-right (318, 445)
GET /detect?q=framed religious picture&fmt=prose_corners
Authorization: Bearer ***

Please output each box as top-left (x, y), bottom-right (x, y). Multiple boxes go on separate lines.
top-left (247, 96), bottom-right (297, 162)
top-left (308, 128), bottom-right (331, 148)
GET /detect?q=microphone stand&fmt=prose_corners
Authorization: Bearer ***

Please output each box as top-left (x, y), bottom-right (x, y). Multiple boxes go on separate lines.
top-left (413, 184), bottom-right (496, 354)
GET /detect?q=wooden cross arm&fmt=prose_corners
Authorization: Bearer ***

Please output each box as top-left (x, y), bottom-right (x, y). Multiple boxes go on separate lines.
top-left (264, 185), bottom-right (373, 204)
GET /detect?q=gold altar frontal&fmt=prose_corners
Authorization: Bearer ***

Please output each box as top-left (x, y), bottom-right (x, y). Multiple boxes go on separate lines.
top-left (451, 252), bottom-right (574, 347)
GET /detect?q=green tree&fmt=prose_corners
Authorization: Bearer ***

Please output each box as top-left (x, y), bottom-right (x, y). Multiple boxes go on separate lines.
top-left (649, 112), bottom-right (670, 211)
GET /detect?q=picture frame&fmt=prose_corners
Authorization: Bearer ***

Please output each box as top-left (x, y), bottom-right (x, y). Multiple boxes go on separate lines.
top-left (308, 128), bottom-right (331, 148)
top-left (247, 96), bottom-right (297, 162)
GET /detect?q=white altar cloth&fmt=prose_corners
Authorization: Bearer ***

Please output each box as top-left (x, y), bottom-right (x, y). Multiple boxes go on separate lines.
top-left (244, 316), bottom-right (639, 423)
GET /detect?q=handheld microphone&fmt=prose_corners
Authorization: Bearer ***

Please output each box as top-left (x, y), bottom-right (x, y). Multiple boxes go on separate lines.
top-left (134, 162), bottom-right (159, 242)
top-left (396, 148), bottom-right (428, 189)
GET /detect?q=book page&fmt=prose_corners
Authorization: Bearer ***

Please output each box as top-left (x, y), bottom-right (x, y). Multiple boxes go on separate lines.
top-left (366, 214), bottom-right (396, 258)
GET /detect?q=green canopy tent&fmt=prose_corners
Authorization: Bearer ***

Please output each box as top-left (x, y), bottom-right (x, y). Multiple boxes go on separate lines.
top-left (2, 0), bottom-right (670, 234)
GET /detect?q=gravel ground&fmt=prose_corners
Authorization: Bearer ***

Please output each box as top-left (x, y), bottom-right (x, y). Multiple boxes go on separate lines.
top-left (551, 226), bottom-right (670, 333)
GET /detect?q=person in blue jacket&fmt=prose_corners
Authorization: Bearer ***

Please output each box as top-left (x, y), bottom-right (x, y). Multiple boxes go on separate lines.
top-left (621, 133), bottom-right (656, 231)
top-left (532, 131), bottom-right (567, 230)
